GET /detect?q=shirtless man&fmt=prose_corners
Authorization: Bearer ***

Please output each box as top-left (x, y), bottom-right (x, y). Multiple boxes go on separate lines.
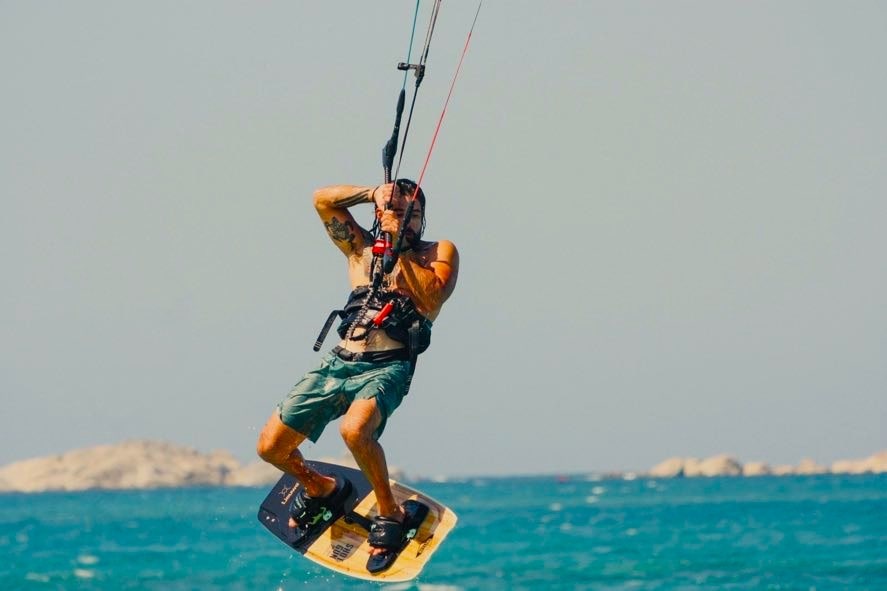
top-left (256, 179), bottom-right (458, 573)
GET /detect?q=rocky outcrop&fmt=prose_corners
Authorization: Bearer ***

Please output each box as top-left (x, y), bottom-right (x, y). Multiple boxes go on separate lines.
top-left (831, 451), bottom-right (887, 475)
top-left (225, 460), bottom-right (283, 487)
top-left (794, 458), bottom-right (828, 475)
top-left (742, 461), bottom-right (771, 476)
top-left (687, 455), bottom-right (743, 477)
top-left (648, 455), bottom-right (743, 477)
top-left (648, 451), bottom-right (887, 478)
top-left (0, 440), bottom-right (406, 493)
top-left (3, 441), bottom-right (883, 491)
top-left (0, 441), bottom-right (245, 492)
top-left (771, 464), bottom-right (797, 476)
top-left (648, 457), bottom-right (686, 478)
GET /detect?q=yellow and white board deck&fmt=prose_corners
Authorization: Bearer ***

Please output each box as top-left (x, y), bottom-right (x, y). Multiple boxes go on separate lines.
top-left (258, 461), bottom-right (457, 582)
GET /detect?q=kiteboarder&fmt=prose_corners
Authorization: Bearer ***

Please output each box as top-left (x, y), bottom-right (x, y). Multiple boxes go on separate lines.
top-left (256, 178), bottom-right (458, 572)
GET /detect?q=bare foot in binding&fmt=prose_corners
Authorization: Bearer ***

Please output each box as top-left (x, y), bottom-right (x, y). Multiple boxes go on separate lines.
top-left (366, 500), bottom-right (429, 573)
top-left (288, 474), bottom-right (354, 545)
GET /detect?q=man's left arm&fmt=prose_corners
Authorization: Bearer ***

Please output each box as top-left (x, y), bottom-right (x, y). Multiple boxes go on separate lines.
top-left (397, 241), bottom-right (459, 318)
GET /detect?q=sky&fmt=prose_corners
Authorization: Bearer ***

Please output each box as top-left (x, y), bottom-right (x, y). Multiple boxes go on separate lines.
top-left (1, 1), bottom-right (885, 477)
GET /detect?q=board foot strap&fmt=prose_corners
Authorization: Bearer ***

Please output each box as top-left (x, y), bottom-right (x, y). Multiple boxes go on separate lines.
top-left (344, 511), bottom-right (373, 532)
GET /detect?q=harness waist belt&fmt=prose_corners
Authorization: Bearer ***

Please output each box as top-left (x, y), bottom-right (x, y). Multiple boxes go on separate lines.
top-left (332, 345), bottom-right (411, 363)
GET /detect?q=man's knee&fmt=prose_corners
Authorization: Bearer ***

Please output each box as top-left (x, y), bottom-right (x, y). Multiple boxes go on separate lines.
top-left (339, 418), bottom-right (375, 449)
top-left (340, 399), bottom-right (382, 448)
top-left (256, 430), bottom-right (280, 463)
top-left (256, 417), bottom-right (293, 464)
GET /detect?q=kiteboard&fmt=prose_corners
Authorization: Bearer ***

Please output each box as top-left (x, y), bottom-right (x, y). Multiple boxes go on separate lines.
top-left (257, 460), bottom-right (457, 582)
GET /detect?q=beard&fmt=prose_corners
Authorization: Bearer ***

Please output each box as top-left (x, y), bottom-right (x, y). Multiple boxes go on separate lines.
top-left (403, 227), bottom-right (423, 249)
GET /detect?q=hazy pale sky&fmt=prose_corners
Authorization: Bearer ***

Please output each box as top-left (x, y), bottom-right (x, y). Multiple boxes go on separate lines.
top-left (2, 1), bottom-right (885, 477)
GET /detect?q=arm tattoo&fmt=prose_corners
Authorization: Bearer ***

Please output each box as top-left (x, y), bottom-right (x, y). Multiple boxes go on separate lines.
top-left (333, 189), bottom-right (372, 208)
top-left (325, 216), bottom-right (357, 251)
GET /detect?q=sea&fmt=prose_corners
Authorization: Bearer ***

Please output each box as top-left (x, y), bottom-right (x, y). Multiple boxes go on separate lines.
top-left (1, 474), bottom-right (885, 590)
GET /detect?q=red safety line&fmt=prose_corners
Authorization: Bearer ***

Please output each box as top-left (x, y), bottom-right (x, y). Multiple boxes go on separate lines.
top-left (413, 1), bottom-right (483, 195)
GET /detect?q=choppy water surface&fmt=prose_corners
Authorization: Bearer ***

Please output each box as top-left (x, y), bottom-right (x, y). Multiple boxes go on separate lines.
top-left (1, 474), bottom-right (885, 590)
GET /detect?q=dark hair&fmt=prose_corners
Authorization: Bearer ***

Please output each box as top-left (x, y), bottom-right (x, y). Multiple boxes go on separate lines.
top-left (395, 178), bottom-right (426, 211)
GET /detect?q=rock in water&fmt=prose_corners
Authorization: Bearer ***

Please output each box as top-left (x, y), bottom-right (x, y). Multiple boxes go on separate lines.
top-left (647, 451), bottom-right (886, 478)
top-left (687, 455), bottom-right (743, 477)
top-left (795, 458), bottom-right (828, 475)
top-left (0, 440), bottom-right (240, 492)
top-left (649, 457), bottom-right (687, 478)
top-left (0, 442), bottom-right (401, 492)
top-left (831, 451), bottom-right (887, 474)
top-left (649, 454), bottom-right (743, 478)
top-left (742, 461), bottom-right (772, 476)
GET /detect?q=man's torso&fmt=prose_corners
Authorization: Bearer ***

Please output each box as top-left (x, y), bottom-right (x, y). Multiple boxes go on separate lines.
top-left (340, 241), bottom-right (440, 353)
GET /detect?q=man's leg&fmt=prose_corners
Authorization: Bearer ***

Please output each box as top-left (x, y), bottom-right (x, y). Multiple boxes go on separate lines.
top-left (256, 412), bottom-right (337, 508)
top-left (339, 399), bottom-right (405, 524)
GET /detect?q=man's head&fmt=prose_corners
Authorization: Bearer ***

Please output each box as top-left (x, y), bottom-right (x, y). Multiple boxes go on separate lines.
top-left (375, 178), bottom-right (427, 246)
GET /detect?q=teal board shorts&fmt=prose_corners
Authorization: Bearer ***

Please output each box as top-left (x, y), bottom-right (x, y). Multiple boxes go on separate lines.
top-left (277, 349), bottom-right (412, 443)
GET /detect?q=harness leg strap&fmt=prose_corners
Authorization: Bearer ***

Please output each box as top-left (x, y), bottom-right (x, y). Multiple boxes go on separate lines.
top-left (314, 309), bottom-right (343, 351)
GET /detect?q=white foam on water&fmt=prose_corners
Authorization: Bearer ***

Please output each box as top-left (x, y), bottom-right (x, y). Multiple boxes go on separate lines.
top-left (418, 585), bottom-right (464, 591)
top-left (591, 486), bottom-right (606, 495)
top-left (548, 502), bottom-right (563, 511)
top-left (77, 554), bottom-right (100, 565)
top-left (25, 573), bottom-right (51, 583)
top-left (585, 495), bottom-right (600, 504)
top-left (74, 569), bottom-right (96, 579)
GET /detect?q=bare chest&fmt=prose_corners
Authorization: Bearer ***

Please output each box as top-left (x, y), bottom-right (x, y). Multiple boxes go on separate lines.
top-left (348, 246), bottom-right (431, 287)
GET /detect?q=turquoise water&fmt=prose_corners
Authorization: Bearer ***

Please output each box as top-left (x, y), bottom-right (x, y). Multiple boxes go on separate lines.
top-left (1, 474), bottom-right (885, 590)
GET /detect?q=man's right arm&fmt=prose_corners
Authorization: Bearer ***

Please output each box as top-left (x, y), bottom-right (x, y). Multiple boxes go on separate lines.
top-left (313, 185), bottom-right (376, 257)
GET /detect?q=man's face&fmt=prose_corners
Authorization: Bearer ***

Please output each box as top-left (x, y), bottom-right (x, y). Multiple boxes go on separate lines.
top-left (389, 189), bottom-right (424, 241)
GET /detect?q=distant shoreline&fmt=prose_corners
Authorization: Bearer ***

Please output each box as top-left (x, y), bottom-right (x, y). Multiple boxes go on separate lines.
top-left (0, 441), bottom-right (884, 493)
